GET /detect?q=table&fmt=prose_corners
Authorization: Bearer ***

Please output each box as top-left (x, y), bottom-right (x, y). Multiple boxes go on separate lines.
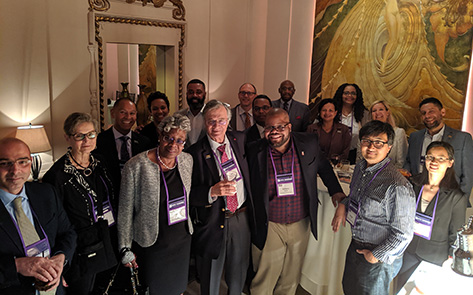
top-left (300, 171), bottom-right (351, 295)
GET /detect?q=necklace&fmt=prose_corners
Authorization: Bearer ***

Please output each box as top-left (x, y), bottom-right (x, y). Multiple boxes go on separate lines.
top-left (70, 153), bottom-right (93, 176)
top-left (157, 150), bottom-right (177, 170)
top-left (428, 184), bottom-right (438, 192)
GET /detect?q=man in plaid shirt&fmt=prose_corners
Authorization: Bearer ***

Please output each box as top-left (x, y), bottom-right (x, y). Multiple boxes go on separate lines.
top-left (247, 108), bottom-right (345, 294)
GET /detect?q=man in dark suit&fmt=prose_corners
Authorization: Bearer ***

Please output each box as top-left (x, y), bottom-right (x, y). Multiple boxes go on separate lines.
top-left (246, 94), bottom-right (272, 144)
top-left (229, 83), bottom-right (257, 131)
top-left (0, 138), bottom-right (76, 294)
top-left (247, 108), bottom-right (345, 294)
top-left (95, 98), bottom-right (151, 199)
top-left (403, 97), bottom-right (473, 199)
top-left (272, 80), bottom-right (311, 132)
top-left (187, 99), bottom-right (255, 295)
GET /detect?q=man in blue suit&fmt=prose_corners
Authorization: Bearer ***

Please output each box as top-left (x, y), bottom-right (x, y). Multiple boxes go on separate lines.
top-left (404, 97), bottom-right (473, 199)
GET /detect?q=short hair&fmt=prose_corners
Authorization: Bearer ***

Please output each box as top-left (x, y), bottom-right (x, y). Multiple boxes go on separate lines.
top-left (239, 83), bottom-right (257, 93)
top-left (113, 97), bottom-right (136, 109)
top-left (333, 83), bottom-right (367, 123)
top-left (157, 112), bottom-right (191, 133)
top-left (187, 79), bottom-right (206, 90)
top-left (0, 137), bottom-right (31, 154)
top-left (202, 99), bottom-right (232, 121)
top-left (359, 120), bottom-right (394, 145)
top-left (369, 100), bottom-right (396, 127)
top-left (252, 94), bottom-right (272, 108)
top-left (63, 112), bottom-right (98, 136)
top-left (147, 91), bottom-right (170, 111)
top-left (411, 141), bottom-right (459, 189)
top-left (419, 97), bottom-right (443, 109)
top-left (316, 98), bottom-right (340, 124)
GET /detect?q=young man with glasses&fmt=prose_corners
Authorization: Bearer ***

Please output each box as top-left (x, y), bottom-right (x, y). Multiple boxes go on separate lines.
top-left (332, 120), bottom-right (416, 295)
top-left (246, 94), bottom-right (273, 143)
top-left (229, 83), bottom-right (257, 131)
top-left (247, 108), bottom-right (345, 294)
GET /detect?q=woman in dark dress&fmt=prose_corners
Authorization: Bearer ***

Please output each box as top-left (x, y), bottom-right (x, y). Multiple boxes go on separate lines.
top-left (139, 91), bottom-right (170, 147)
top-left (43, 112), bottom-right (117, 295)
top-left (118, 112), bottom-right (193, 295)
top-left (394, 141), bottom-right (467, 292)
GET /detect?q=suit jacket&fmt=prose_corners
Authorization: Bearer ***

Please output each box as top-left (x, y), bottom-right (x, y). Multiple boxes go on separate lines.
top-left (406, 185), bottom-right (467, 265)
top-left (307, 122), bottom-right (351, 160)
top-left (245, 123), bottom-right (262, 144)
top-left (95, 127), bottom-right (152, 198)
top-left (187, 131), bottom-right (255, 259)
top-left (404, 125), bottom-right (473, 196)
top-left (0, 182), bottom-right (77, 294)
top-left (246, 132), bottom-right (343, 250)
top-left (272, 99), bottom-right (311, 132)
top-left (229, 104), bottom-right (253, 131)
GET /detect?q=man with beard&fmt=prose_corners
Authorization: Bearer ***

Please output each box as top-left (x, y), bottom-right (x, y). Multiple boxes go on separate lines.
top-left (229, 83), bottom-right (257, 131)
top-left (404, 97), bottom-right (473, 198)
top-left (246, 94), bottom-right (272, 143)
top-left (271, 80), bottom-right (311, 132)
top-left (247, 108), bottom-right (345, 294)
top-left (178, 79), bottom-right (207, 147)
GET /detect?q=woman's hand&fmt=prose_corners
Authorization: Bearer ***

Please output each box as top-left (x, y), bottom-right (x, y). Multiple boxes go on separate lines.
top-left (121, 250), bottom-right (138, 268)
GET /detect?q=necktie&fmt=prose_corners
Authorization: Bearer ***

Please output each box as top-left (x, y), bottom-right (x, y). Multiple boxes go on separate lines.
top-left (13, 197), bottom-right (40, 246)
top-left (120, 136), bottom-right (130, 162)
top-left (217, 144), bottom-right (238, 212)
top-left (283, 101), bottom-right (289, 113)
top-left (244, 112), bottom-right (251, 129)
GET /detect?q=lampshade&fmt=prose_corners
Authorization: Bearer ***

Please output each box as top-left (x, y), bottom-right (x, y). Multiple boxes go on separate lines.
top-left (16, 125), bottom-right (52, 153)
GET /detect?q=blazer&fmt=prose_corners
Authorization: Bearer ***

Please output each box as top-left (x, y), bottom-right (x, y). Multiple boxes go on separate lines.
top-left (0, 182), bottom-right (77, 294)
top-left (229, 104), bottom-right (253, 131)
top-left (95, 127), bottom-right (152, 197)
top-left (272, 99), bottom-right (311, 132)
top-left (245, 123), bottom-right (263, 144)
top-left (404, 125), bottom-right (473, 196)
top-left (246, 132), bottom-right (343, 250)
top-left (406, 185), bottom-right (467, 265)
top-left (307, 122), bottom-right (351, 160)
top-left (187, 131), bottom-right (255, 259)
top-left (117, 151), bottom-right (194, 249)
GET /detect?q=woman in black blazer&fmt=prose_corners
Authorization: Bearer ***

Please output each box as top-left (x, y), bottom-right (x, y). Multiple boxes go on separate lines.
top-left (394, 141), bottom-right (467, 291)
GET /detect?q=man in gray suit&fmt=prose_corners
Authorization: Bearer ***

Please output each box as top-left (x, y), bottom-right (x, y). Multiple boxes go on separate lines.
top-left (272, 80), bottom-right (311, 132)
top-left (229, 83), bottom-right (257, 131)
top-left (404, 97), bottom-right (473, 199)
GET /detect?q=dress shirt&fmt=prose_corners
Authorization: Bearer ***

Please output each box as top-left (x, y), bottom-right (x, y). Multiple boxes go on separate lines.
top-left (341, 111), bottom-right (360, 150)
top-left (112, 127), bottom-right (132, 161)
top-left (207, 135), bottom-right (246, 209)
top-left (279, 98), bottom-right (293, 112)
top-left (235, 105), bottom-right (254, 131)
top-left (0, 186), bottom-right (34, 225)
top-left (342, 157), bottom-right (416, 263)
top-left (256, 124), bottom-right (265, 139)
top-left (420, 125), bottom-right (445, 172)
top-left (185, 107), bottom-right (205, 145)
top-left (267, 140), bottom-right (307, 224)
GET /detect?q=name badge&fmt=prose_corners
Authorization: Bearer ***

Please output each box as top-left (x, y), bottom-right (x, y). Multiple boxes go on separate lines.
top-left (103, 202), bottom-right (116, 227)
top-left (221, 158), bottom-right (242, 181)
top-left (276, 173), bottom-right (296, 197)
top-left (346, 199), bottom-right (360, 227)
top-left (168, 195), bottom-right (188, 225)
top-left (414, 212), bottom-right (433, 240)
top-left (26, 238), bottom-right (50, 258)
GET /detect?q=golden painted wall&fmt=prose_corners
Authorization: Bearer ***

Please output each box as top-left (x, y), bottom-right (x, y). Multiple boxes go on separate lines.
top-left (310, 0), bottom-right (473, 133)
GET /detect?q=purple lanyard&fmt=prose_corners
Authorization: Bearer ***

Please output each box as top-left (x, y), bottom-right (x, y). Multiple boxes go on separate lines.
top-left (269, 141), bottom-right (295, 179)
top-left (158, 157), bottom-right (187, 212)
top-left (348, 159), bottom-right (391, 204)
top-left (415, 186), bottom-right (440, 218)
top-left (86, 176), bottom-right (113, 222)
top-left (10, 206), bottom-right (51, 256)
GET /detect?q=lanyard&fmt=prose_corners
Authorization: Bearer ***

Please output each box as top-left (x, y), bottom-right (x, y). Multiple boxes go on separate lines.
top-left (269, 141), bottom-right (295, 179)
top-left (10, 207), bottom-right (51, 256)
top-left (159, 158), bottom-right (188, 225)
top-left (86, 175), bottom-right (113, 222)
top-left (415, 186), bottom-right (440, 219)
top-left (212, 146), bottom-right (243, 181)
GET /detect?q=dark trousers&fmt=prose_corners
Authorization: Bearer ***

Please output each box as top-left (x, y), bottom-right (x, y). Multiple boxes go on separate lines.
top-left (342, 240), bottom-right (402, 295)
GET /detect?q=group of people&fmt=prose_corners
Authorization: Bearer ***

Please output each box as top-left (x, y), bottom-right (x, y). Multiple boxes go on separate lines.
top-left (1, 78), bottom-right (472, 295)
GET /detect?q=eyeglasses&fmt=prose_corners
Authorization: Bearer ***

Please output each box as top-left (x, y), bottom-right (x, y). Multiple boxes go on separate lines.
top-left (253, 106), bottom-right (271, 112)
top-left (343, 91), bottom-right (356, 96)
top-left (206, 119), bottom-right (228, 127)
top-left (162, 135), bottom-right (186, 146)
top-left (264, 123), bottom-right (290, 133)
top-left (239, 91), bottom-right (256, 96)
top-left (72, 131), bottom-right (97, 141)
top-left (360, 139), bottom-right (388, 149)
top-left (0, 158), bottom-right (32, 169)
top-left (425, 155), bottom-right (451, 163)
top-left (280, 87), bottom-right (294, 91)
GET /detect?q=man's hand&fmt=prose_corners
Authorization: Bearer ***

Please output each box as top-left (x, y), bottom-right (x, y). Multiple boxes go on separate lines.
top-left (45, 254), bottom-right (65, 290)
top-left (210, 180), bottom-right (236, 197)
top-left (15, 256), bottom-right (60, 283)
top-left (356, 249), bottom-right (379, 264)
top-left (331, 203), bottom-right (346, 232)
top-left (331, 192), bottom-right (346, 207)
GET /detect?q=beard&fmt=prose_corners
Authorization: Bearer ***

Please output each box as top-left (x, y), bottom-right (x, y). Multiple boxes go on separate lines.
top-left (268, 133), bottom-right (290, 148)
top-left (187, 94), bottom-right (205, 111)
top-left (423, 118), bottom-right (441, 130)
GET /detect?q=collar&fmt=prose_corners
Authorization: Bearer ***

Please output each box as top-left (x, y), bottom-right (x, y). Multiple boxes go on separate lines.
top-left (207, 134), bottom-right (230, 153)
top-left (279, 98), bottom-right (293, 109)
top-left (112, 127), bottom-right (132, 140)
top-left (360, 156), bottom-right (391, 173)
top-left (424, 124), bottom-right (445, 138)
top-left (0, 186), bottom-right (27, 208)
top-left (186, 104), bottom-right (206, 118)
top-left (237, 105), bottom-right (252, 116)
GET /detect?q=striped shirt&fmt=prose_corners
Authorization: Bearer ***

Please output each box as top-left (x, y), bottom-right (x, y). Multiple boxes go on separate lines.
top-left (342, 157), bottom-right (416, 264)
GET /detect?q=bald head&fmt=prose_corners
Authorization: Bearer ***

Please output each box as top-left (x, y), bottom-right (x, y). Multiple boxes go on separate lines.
top-left (0, 137), bottom-right (31, 154)
top-left (265, 108), bottom-right (290, 125)
top-left (278, 80), bottom-right (296, 102)
top-left (0, 137), bottom-right (32, 195)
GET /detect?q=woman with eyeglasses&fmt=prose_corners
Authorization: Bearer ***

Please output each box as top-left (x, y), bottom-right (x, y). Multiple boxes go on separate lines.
top-left (369, 100), bottom-right (408, 168)
top-left (139, 91), bottom-right (170, 147)
top-left (118, 112), bottom-right (193, 295)
top-left (43, 112), bottom-right (118, 295)
top-left (332, 83), bottom-right (370, 164)
top-left (307, 98), bottom-right (351, 162)
top-left (393, 141), bottom-right (467, 292)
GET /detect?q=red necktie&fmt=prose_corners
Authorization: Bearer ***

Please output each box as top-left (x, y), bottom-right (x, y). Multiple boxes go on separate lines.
top-left (244, 112), bottom-right (251, 129)
top-left (217, 144), bottom-right (238, 212)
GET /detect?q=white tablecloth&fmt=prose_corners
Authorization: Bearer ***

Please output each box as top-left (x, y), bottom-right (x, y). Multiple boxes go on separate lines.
top-left (300, 174), bottom-right (351, 295)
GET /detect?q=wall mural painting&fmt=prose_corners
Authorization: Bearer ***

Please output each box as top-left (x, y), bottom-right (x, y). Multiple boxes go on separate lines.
top-left (139, 44), bottom-right (157, 95)
top-left (309, 0), bottom-right (473, 133)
